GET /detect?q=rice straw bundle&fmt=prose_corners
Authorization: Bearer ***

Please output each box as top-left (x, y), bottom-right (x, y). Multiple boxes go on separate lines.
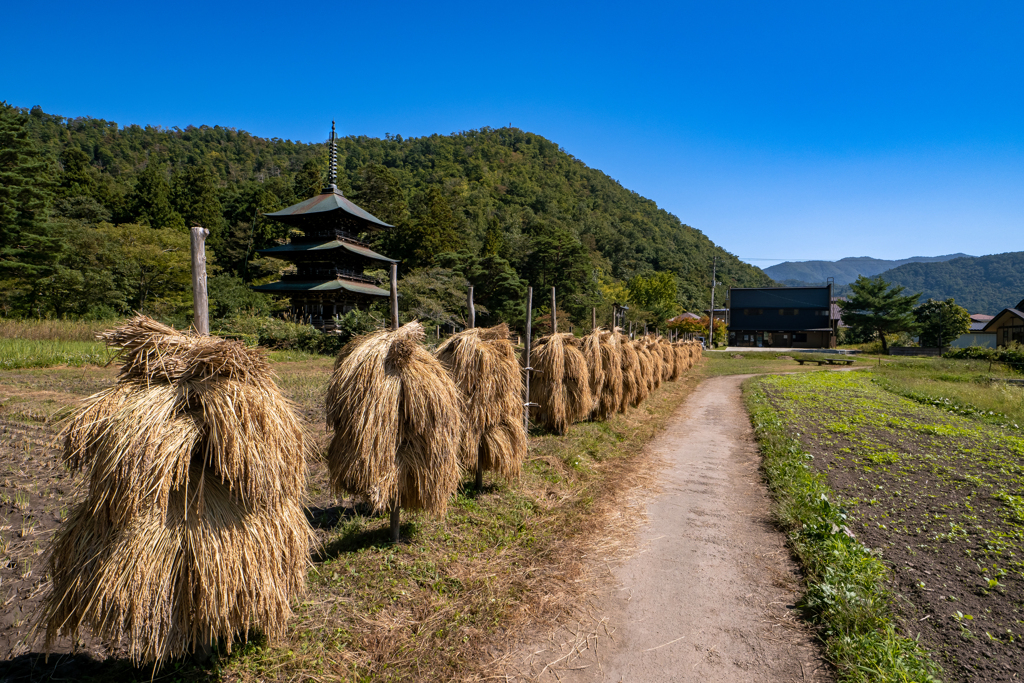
top-left (326, 321), bottom-right (464, 515)
top-left (641, 338), bottom-right (663, 391)
top-left (528, 333), bottom-right (591, 434)
top-left (630, 340), bottom-right (654, 403)
top-left (581, 329), bottom-right (606, 418)
top-left (668, 341), bottom-right (685, 380)
top-left (656, 339), bottom-right (674, 382)
top-left (40, 316), bottom-right (310, 667)
top-left (617, 331), bottom-right (643, 411)
top-left (594, 330), bottom-right (623, 420)
top-left (435, 324), bottom-right (526, 480)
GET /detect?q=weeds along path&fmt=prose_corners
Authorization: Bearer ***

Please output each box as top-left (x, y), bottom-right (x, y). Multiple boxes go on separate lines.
top-left (513, 374), bottom-right (829, 682)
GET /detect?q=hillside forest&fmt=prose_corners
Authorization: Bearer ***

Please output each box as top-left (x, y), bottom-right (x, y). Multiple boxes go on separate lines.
top-left (0, 102), bottom-right (772, 333)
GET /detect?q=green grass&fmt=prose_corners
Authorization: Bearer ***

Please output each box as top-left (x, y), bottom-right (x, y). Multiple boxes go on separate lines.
top-left (704, 350), bottom-right (869, 376)
top-left (745, 376), bottom-right (942, 683)
top-left (0, 318), bottom-right (124, 341)
top-left (871, 357), bottom-right (1024, 429)
top-left (0, 338), bottom-right (116, 369)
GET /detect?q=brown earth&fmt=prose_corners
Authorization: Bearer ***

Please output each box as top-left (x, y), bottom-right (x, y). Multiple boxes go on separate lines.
top-left (507, 375), bottom-right (830, 682)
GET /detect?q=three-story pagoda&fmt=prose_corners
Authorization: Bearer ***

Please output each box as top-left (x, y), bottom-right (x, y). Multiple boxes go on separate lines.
top-left (254, 123), bottom-right (396, 329)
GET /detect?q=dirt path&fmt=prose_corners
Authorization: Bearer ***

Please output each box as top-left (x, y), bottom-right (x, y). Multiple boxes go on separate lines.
top-left (511, 374), bottom-right (830, 682)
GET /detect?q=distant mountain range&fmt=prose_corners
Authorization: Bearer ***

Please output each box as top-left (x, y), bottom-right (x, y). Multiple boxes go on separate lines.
top-left (764, 254), bottom-right (972, 285)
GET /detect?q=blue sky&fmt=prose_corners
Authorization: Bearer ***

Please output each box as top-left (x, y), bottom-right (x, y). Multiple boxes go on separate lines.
top-left (3, 0), bottom-right (1021, 267)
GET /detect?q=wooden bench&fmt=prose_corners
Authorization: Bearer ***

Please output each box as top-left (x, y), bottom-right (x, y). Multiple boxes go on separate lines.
top-left (825, 358), bottom-right (855, 366)
top-left (794, 357), bottom-right (855, 366)
top-left (794, 358), bottom-right (827, 366)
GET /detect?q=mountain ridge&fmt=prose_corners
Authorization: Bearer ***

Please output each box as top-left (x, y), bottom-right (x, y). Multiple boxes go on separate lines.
top-left (765, 253), bottom-right (971, 284)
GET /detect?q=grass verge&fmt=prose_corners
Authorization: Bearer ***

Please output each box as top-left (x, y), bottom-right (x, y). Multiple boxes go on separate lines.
top-left (0, 338), bottom-right (116, 370)
top-left (744, 378), bottom-right (942, 683)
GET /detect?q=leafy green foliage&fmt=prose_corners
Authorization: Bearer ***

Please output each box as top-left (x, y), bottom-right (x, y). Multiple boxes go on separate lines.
top-left (2, 106), bottom-right (773, 324)
top-left (914, 298), bottom-right (971, 347)
top-left (839, 276), bottom-right (921, 352)
top-left (627, 271), bottom-right (678, 323)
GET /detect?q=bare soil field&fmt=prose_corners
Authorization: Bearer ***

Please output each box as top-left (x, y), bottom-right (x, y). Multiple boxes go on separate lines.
top-left (760, 372), bottom-right (1024, 681)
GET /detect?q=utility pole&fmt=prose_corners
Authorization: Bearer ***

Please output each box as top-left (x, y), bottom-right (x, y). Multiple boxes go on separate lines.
top-left (708, 256), bottom-right (717, 348)
top-left (524, 287), bottom-right (534, 434)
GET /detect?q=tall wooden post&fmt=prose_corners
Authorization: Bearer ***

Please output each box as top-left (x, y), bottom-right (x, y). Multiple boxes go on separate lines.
top-left (389, 263), bottom-right (400, 542)
top-left (592, 307), bottom-right (597, 331)
top-left (524, 287), bottom-right (533, 434)
top-left (708, 256), bottom-right (717, 349)
top-left (190, 226), bottom-right (210, 335)
top-left (390, 264), bottom-right (399, 331)
top-left (550, 287), bottom-right (557, 335)
top-left (468, 286), bottom-right (475, 329)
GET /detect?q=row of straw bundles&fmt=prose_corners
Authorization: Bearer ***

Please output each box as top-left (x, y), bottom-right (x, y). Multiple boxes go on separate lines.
top-left (326, 322), bottom-right (464, 515)
top-left (40, 316), bottom-right (311, 666)
top-left (528, 333), bottom-right (591, 434)
top-left (434, 324), bottom-right (527, 481)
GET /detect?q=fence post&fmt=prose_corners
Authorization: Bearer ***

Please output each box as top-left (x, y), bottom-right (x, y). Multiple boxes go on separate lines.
top-left (524, 287), bottom-right (534, 434)
top-left (390, 262), bottom-right (400, 542)
top-left (190, 226), bottom-right (210, 335)
top-left (468, 286), bottom-right (475, 329)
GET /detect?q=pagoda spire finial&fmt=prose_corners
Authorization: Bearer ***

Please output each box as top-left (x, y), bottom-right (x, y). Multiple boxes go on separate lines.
top-left (327, 120), bottom-right (338, 193)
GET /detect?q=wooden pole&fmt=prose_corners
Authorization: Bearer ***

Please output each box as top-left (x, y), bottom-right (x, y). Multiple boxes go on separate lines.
top-left (708, 256), bottom-right (717, 349)
top-left (190, 226), bottom-right (210, 335)
top-left (524, 286), bottom-right (533, 434)
top-left (550, 287), bottom-right (557, 334)
top-left (390, 264), bottom-right (399, 331)
top-left (468, 286), bottom-right (475, 329)
top-left (389, 263), bottom-right (400, 542)
top-left (592, 307), bottom-right (597, 331)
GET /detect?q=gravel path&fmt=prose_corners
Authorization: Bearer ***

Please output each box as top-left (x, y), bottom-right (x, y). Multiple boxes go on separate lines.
top-left (513, 374), bottom-right (830, 682)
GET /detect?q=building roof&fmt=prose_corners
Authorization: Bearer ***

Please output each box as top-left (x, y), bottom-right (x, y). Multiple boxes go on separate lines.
top-left (252, 278), bottom-right (390, 296)
top-left (982, 308), bottom-right (1024, 331)
top-left (970, 313), bottom-right (994, 322)
top-left (969, 321), bottom-right (989, 332)
top-left (265, 188), bottom-right (394, 229)
top-left (257, 239), bottom-right (397, 263)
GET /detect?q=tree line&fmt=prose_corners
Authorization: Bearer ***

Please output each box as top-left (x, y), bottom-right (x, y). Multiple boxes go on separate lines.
top-left (0, 102), bottom-right (771, 331)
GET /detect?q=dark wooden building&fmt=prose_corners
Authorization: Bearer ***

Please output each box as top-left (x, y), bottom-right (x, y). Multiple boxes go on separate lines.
top-left (254, 123), bottom-right (395, 329)
top-left (728, 285), bottom-right (837, 348)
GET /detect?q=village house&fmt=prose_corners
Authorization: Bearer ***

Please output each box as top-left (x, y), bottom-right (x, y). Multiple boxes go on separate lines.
top-left (981, 299), bottom-right (1024, 347)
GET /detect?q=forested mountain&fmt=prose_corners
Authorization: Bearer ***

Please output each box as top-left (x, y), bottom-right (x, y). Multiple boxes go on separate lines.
top-left (854, 252), bottom-right (1024, 315)
top-left (765, 254), bottom-right (971, 285)
top-left (0, 102), bottom-right (771, 327)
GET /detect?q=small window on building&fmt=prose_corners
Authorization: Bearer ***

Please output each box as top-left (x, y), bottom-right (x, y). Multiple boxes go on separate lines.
top-left (792, 309), bottom-right (798, 316)
top-left (778, 309), bottom-right (785, 315)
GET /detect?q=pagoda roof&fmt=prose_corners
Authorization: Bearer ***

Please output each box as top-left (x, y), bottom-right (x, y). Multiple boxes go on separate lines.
top-left (252, 278), bottom-right (389, 296)
top-left (265, 189), bottom-right (393, 228)
top-left (258, 239), bottom-right (397, 263)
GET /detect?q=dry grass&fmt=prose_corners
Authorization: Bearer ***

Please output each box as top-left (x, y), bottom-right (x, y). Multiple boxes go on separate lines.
top-left (38, 315), bottom-right (311, 667)
top-left (325, 322), bottom-right (464, 515)
top-left (0, 318), bottom-right (125, 342)
top-left (618, 334), bottom-right (644, 410)
top-left (435, 324), bottom-right (526, 481)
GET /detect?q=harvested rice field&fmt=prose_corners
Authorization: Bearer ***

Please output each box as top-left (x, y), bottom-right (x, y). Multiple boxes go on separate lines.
top-left (757, 371), bottom-right (1024, 681)
top-left (0, 349), bottom-right (706, 682)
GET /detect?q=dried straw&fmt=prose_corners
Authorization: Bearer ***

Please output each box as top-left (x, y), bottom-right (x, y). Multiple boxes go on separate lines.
top-left (580, 329), bottom-right (605, 418)
top-left (616, 331), bottom-right (643, 412)
top-left (40, 315), bottom-right (310, 667)
top-left (594, 330), bottom-right (622, 420)
top-left (435, 324), bottom-right (526, 480)
top-left (326, 322), bottom-right (464, 515)
top-left (629, 340), bottom-right (653, 405)
top-left (529, 333), bottom-right (591, 434)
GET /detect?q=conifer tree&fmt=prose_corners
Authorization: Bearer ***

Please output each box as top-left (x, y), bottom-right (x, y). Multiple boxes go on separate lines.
top-left (839, 276), bottom-right (920, 352)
